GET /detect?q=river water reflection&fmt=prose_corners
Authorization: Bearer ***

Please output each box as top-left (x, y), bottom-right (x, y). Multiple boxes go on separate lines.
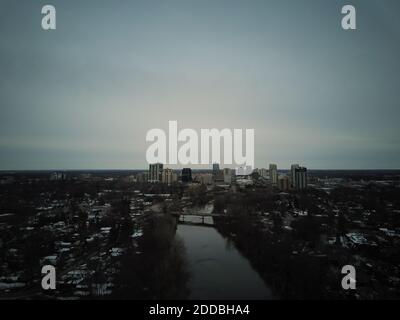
top-left (176, 215), bottom-right (274, 300)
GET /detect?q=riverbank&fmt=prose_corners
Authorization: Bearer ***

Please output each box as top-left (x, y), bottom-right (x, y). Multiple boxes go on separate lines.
top-left (213, 213), bottom-right (333, 299)
top-left (175, 215), bottom-right (274, 299)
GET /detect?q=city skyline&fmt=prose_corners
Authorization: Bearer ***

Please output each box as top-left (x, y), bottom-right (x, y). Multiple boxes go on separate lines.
top-left (1, 0), bottom-right (400, 170)
top-left (2, 0), bottom-right (400, 306)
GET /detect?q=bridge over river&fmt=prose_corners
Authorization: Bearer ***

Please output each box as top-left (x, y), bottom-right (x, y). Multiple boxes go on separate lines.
top-left (171, 212), bottom-right (226, 226)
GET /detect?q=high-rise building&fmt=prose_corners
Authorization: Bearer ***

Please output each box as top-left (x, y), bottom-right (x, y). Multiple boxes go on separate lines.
top-left (161, 168), bottom-right (177, 185)
top-left (278, 176), bottom-right (290, 191)
top-left (295, 167), bottom-right (308, 190)
top-left (291, 164), bottom-right (299, 188)
top-left (223, 168), bottom-right (236, 184)
top-left (269, 164), bottom-right (278, 185)
top-left (149, 163), bottom-right (163, 183)
top-left (212, 163), bottom-right (220, 173)
top-left (181, 168), bottom-right (192, 183)
top-left (259, 168), bottom-right (268, 179)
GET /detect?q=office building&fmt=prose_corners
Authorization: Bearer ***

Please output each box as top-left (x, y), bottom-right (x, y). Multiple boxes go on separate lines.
top-left (213, 163), bottom-right (220, 173)
top-left (181, 168), bottom-right (192, 183)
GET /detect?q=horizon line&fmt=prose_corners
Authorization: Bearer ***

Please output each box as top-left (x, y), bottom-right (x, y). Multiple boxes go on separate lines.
top-left (1, 168), bottom-right (400, 172)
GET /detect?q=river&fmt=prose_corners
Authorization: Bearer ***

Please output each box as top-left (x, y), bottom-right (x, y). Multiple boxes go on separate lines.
top-left (175, 211), bottom-right (275, 300)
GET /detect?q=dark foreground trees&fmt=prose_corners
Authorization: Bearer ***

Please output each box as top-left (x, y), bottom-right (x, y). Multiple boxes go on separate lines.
top-left (112, 214), bottom-right (191, 299)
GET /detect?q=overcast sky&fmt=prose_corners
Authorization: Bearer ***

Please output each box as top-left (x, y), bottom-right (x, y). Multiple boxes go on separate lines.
top-left (0, 0), bottom-right (399, 170)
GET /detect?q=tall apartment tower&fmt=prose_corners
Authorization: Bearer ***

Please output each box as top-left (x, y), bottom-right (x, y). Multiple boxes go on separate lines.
top-left (295, 167), bottom-right (308, 190)
top-left (291, 164), bottom-right (300, 188)
top-left (148, 163), bottom-right (163, 183)
top-left (269, 164), bottom-right (278, 185)
top-left (161, 168), bottom-right (177, 185)
top-left (278, 176), bottom-right (290, 191)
